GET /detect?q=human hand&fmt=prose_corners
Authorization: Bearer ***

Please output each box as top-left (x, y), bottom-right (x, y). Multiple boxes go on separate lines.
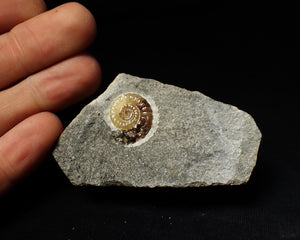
top-left (0, 0), bottom-right (101, 195)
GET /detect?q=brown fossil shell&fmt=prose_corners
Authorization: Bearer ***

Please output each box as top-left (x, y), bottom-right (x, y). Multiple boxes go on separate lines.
top-left (110, 93), bottom-right (153, 144)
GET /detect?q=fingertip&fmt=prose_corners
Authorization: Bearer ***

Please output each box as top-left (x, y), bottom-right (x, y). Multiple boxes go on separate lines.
top-left (34, 112), bottom-right (64, 138)
top-left (53, 2), bottom-right (97, 48)
top-left (72, 53), bottom-right (102, 94)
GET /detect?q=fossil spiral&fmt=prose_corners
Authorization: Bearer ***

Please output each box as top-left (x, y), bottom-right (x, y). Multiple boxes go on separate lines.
top-left (110, 93), bottom-right (153, 144)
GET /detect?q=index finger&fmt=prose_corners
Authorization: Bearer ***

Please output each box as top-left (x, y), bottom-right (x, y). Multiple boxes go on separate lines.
top-left (0, 2), bottom-right (97, 89)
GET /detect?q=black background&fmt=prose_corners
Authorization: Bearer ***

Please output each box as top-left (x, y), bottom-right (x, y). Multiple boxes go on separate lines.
top-left (1, 1), bottom-right (299, 239)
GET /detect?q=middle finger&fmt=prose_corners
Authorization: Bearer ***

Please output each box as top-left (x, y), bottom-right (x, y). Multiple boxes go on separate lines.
top-left (0, 53), bottom-right (101, 136)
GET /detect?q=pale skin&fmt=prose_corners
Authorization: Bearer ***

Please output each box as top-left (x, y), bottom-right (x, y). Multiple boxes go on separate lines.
top-left (0, 0), bottom-right (101, 195)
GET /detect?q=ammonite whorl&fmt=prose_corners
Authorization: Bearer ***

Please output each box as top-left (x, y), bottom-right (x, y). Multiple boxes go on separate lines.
top-left (110, 93), bottom-right (153, 144)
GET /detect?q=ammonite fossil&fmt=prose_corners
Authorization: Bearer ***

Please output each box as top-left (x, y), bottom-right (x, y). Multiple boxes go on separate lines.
top-left (110, 93), bottom-right (153, 144)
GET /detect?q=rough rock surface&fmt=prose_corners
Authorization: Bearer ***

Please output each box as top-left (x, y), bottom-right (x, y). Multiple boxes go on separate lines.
top-left (53, 73), bottom-right (262, 187)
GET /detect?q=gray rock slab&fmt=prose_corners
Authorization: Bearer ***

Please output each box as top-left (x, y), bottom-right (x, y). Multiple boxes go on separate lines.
top-left (53, 73), bottom-right (262, 187)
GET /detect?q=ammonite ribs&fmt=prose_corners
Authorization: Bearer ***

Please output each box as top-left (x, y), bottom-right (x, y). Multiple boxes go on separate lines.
top-left (110, 93), bottom-right (153, 144)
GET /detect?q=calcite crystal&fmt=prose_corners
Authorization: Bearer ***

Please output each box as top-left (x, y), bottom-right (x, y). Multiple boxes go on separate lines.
top-left (53, 74), bottom-right (262, 187)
